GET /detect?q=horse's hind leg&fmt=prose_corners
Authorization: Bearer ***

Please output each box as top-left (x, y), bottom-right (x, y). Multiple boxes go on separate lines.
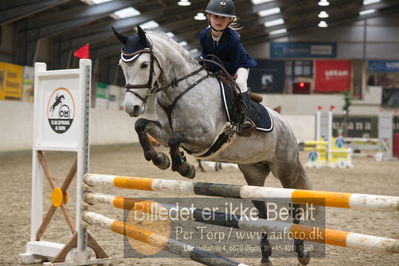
top-left (238, 163), bottom-right (272, 266)
top-left (135, 118), bottom-right (170, 170)
top-left (216, 162), bottom-right (222, 171)
top-left (291, 203), bottom-right (311, 265)
top-left (168, 132), bottom-right (195, 178)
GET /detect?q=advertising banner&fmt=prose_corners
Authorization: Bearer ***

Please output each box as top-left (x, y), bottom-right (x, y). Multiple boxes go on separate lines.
top-left (368, 60), bottom-right (399, 72)
top-left (248, 60), bottom-right (285, 93)
top-left (270, 42), bottom-right (336, 58)
top-left (0, 62), bottom-right (24, 100)
top-left (333, 116), bottom-right (378, 138)
top-left (315, 60), bottom-right (351, 92)
top-left (367, 60), bottom-right (399, 88)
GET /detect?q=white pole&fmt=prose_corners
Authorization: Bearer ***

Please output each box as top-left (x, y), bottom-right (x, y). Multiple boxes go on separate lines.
top-left (30, 62), bottom-right (47, 242)
top-left (76, 59), bottom-right (92, 254)
top-left (315, 111), bottom-right (321, 141)
top-left (327, 111), bottom-right (333, 163)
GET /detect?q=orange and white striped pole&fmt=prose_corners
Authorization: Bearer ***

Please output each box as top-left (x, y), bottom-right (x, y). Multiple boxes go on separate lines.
top-left (82, 211), bottom-right (248, 266)
top-left (85, 192), bottom-right (399, 255)
top-left (84, 174), bottom-right (399, 212)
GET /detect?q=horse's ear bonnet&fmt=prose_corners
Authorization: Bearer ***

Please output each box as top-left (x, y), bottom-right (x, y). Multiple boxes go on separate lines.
top-left (112, 25), bottom-right (152, 62)
top-left (137, 26), bottom-right (150, 47)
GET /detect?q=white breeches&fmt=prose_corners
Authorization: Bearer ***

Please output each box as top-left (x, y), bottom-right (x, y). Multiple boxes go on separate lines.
top-left (235, 68), bottom-right (249, 93)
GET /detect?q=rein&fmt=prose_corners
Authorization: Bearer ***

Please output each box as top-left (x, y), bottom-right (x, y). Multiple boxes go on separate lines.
top-left (157, 74), bottom-right (209, 132)
top-left (199, 54), bottom-right (241, 94)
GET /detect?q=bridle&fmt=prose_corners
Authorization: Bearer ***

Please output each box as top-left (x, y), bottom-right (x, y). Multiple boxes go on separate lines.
top-left (123, 48), bottom-right (162, 103)
top-left (122, 47), bottom-right (210, 106)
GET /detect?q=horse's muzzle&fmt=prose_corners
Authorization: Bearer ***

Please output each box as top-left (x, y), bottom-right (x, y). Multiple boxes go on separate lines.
top-left (125, 104), bottom-right (142, 117)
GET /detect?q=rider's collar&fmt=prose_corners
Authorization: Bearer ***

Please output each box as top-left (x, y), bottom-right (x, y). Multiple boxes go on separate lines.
top-left (208, 27), bottom-right (230, 42)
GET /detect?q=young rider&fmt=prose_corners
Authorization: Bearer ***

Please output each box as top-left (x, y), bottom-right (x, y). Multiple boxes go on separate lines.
top-left (199, 0), bottom-right (258, 134)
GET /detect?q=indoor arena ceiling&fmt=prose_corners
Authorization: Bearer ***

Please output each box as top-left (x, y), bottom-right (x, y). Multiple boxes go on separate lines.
top-left (2, 0), bottom-right (399, 61)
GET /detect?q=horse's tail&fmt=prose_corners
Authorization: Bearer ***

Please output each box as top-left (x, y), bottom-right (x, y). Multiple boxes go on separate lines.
top-left (295, 159), bottom-right (312, 190)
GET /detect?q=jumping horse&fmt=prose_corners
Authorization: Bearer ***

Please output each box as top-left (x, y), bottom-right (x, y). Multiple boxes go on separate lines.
top-left (113, 26), bottom-right (311, 265)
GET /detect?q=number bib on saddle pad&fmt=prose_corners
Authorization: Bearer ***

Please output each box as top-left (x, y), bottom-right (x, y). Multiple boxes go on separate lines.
top-left (218, 79), bottom-right (273, 132)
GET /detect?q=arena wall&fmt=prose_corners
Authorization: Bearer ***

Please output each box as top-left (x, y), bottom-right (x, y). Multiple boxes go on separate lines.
top-left (0, 101), bottom-right (139, 152)
top-left (0, 100), bottom-right (316, 152)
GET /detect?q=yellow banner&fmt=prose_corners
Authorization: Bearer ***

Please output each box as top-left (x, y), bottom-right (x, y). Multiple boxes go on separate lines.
top-left (0, 62), bottom-right (24, 100)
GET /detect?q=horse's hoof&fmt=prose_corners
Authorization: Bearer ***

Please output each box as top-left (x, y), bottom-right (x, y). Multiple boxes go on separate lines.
top-left (154, 152), bottom-right (170, 170)
top-left (180, 164), bottom-right (196, 179)
top-left (187, 165), bottom-right (196, 179)
top-left (297, 250), bottom-right (310, 265)
top-left (259, 257), bottom-right (273, 266)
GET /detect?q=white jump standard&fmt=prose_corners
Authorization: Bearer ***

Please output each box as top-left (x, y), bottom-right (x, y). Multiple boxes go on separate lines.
top-left (20, 60), bottom-right (110, 265)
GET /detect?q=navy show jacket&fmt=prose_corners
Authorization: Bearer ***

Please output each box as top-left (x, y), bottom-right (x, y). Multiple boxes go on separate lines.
top-left (199, 27), bottom-right (257, 74)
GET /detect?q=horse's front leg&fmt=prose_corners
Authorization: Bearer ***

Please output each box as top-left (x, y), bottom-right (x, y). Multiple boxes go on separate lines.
top-left (135, 118), bottom-right (170, 170)
top-left (168, 132), bottom-right (195, 179)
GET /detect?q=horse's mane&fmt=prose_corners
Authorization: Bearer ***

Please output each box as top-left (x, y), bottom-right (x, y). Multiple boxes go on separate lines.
top-left (146, 30), bottom-right (200, 67)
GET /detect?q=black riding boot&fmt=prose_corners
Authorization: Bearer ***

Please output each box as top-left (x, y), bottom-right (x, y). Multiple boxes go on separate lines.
top-left (238, 92), bottom-right (256, 136)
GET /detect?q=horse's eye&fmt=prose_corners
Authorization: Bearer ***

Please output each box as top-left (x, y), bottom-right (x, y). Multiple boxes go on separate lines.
top-left (141, 62), bottom-right (149, 68)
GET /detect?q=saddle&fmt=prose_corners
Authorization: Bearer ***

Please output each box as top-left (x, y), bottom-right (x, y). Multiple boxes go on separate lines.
top-left (215, 73), bottom-right (273, 132)
top-left (216, 74), bottom-right (263, 103)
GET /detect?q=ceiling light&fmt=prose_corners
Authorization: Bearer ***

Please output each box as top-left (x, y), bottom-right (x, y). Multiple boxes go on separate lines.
top-left (363, 0), bottom-right (380, 5)
top-left (166, 32), bottom-right (175, 38)
top-left (177, 0), bottom-right (191, 6)
top-left (318, 11), bottom-right (329, 18)
top-left (258, 7), bottom-right (281, 17)
top-left (140, 21), bottom-right (159, 30)
top-left (318, 21), bottom-right (328, 28)
top-left (194, 13), bottom-right (206, 20)
top-left (92, 0), bottom-right (111, 3)
top-left (179, 41), bottom-right (188, 46)
top-left (251, 0), bottom-right (274, 4)
top-left (189, 48), bottom-right (199, 54)
top-left (359, 9), bottom-right (376, 15)
top-left (269, 28), bottom-right (287, 35)
top-left (81, 0), bottom-right (111, 5)
top-left (112, 7), bottom-right (140, 19)
top-left (264, 18), bottom-right (284, 27)
top-left (318, 0), bottom-right (330, 6)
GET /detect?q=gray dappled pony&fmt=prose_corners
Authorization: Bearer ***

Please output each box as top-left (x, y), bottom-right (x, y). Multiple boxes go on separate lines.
top-left (114, 26), bottom-right (311, 265)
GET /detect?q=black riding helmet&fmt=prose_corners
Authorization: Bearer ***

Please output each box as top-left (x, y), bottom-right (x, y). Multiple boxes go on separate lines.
top-left (205, 0), bottom-right (236, 32)
top-left (205, 0), bottom-right (236, 18)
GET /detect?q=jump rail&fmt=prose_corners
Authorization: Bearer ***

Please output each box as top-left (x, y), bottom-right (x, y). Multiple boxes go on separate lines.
top-left (85, 192), bottom-right (399, 255)
top-left (84, 174), bottom-right (399, 212)
top-left (82, 211), bottom-right (248, 266)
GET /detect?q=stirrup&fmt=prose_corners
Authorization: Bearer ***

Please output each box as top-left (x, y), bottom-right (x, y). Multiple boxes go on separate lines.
top-left (237, 117), bottom-right (256, 137)
top-left (241, 116), bottom-right (256, 128)
top-left (241, 118), bottom-right (255, 129)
